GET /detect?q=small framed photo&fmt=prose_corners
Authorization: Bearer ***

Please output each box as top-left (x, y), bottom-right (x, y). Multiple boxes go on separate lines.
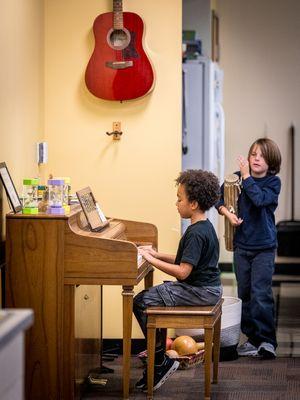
top-left (211, 10), bottom-right (220, 62)
top-left (76, 187), bottom-right (109, 232)
top-left (0, 162), bottom-right (22, 213)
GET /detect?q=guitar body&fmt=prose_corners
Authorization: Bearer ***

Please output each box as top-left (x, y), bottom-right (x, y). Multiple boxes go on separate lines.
top-left (85, 12), bottom-right (154, 101)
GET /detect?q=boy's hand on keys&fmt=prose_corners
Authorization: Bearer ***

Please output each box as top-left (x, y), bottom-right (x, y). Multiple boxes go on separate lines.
top-left (138, 245), bottom-right (158, 258)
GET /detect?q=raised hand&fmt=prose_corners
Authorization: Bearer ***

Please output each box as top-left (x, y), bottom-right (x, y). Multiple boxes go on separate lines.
top-left (237, 155), bottom-right (250, 179)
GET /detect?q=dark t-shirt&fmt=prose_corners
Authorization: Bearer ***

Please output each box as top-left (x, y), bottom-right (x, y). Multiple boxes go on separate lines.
top-left (174, 220), bottom-right (221, 287)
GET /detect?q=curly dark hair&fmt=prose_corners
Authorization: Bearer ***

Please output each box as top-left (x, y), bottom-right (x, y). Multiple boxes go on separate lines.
top-left (175, 169), bottom-right (220, 211)
top-left (248, 138), bottom-right (281, 175)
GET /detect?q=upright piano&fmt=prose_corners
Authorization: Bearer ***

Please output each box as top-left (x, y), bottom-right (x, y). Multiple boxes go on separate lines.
top-left (5, 205), bottom-right (157, 399)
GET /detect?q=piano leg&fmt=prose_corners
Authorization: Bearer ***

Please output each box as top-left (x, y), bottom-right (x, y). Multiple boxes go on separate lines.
top-left (144, 268), bottom-right (154, 290)
top-left (122, 285), bottom-right (134, 399)
top-left (63, 284), bottom-right (75, 399)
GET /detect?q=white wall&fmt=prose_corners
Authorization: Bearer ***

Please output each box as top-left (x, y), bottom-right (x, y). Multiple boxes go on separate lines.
top-left (216, 0), bottom-right (300, 261)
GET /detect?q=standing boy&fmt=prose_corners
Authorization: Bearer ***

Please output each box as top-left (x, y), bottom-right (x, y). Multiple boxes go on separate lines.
top-left (134, 169), bottom-right (222, 391)
top-left (217, 138), bottom-right (282, 359)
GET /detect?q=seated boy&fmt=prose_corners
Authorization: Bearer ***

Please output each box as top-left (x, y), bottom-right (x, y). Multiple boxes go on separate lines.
top-left (134, 169), bottom-right (222, 391)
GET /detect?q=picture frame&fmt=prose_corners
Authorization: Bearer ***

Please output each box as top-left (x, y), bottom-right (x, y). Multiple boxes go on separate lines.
top-left (76, 187), bottom-right (109, 232)
top-left (211, 10), bottom-right (220, 62)
top-left (0, 162), bottom-right (22, 213)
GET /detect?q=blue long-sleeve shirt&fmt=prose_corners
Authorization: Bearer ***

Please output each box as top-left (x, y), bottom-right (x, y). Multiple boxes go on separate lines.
top-left (216, 172), bottom-right (281, 250)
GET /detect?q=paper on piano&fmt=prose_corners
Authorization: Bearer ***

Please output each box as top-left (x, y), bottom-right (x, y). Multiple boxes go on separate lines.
top-left (138, 245), bottom-right (154, 264)
top-left (138, 252), bottom-right (143, 264)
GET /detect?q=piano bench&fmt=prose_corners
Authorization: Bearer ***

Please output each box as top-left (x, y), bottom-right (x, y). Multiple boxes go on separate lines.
top-left (145, 299), bottom-right (223, 400)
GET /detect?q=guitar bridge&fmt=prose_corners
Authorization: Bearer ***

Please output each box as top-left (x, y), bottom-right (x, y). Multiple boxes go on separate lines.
top-left (105, 61), bottom-right (133, 70)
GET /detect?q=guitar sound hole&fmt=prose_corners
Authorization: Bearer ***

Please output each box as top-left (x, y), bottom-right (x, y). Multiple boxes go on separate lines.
top-left (107, 28), bottom-right (130, 50)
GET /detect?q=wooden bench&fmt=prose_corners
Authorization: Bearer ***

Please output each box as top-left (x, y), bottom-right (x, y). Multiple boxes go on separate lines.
top-left (146, 299), bottom-right (223, 400)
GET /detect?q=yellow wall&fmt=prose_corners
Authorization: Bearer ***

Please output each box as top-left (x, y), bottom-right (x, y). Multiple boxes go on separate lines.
top-left (0, 0), bottom-right (44, 310)
top-left (0, 0), bottom-right (44, 226)
top-left (44, 0), bottom-right (182, 337)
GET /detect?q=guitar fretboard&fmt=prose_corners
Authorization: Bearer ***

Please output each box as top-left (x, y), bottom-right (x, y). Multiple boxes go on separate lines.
top-left (113, 0), bottom-right (124, 29)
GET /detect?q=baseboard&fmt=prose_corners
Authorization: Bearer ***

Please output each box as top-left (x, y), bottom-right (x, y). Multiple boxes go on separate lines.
top-left (76, 338), bottom-right (146, 356)
top-left (219, 262), bottom-right (300, 275)
top-left (103, 338), bottom-right (146, 355)
top-left (219, 263), bottom-right (234, 273)
top-left (83, 339), bottom-right (241, 362)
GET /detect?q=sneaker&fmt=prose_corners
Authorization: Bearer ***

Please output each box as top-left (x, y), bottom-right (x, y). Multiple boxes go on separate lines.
top-left (258, 342), bottom-right (276, 359)
top-left (237, 341), bottom-right (258, 356)
top-left (136, 357), bottom-right (179, 392)
top-left (135, 368), bottom-right (147, 389)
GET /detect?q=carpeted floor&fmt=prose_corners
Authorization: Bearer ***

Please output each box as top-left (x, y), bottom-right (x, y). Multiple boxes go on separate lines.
top-left (80, 355), bottom-right (300, 399)
top-left (80, 279), bottom-right (300, 399)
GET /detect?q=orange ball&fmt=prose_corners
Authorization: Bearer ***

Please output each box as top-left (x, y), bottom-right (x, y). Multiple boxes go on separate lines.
top-left (171, 335), bottom-right (197, 356)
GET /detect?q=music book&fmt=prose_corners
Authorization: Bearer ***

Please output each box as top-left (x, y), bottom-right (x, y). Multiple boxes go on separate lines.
top-left (76, 187), bottom-right (109, 232)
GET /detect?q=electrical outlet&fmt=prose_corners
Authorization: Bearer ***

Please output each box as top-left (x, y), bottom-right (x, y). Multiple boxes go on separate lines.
top-left (113, 121), bottom-right (121, 132)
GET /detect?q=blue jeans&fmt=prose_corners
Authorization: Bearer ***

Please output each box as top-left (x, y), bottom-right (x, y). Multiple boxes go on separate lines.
top-left (234, 247), bottom-right (277, 348)
top-left (133, 281), bottom-right (222, 354)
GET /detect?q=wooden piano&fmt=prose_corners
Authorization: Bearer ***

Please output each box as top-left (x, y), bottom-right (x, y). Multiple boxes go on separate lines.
top-left (5, 205), bottom-right (157, 399)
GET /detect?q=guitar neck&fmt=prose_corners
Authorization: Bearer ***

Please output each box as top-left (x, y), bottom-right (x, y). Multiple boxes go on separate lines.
top-left (113, 0), bottom-right (124, 29)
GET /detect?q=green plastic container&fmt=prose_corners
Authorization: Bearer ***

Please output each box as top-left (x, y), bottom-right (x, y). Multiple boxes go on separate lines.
top-left (22, 178), bottom-right (39, 214)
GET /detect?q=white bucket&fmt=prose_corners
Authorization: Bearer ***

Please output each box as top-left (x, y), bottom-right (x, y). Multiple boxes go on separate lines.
top-left (175, 296), bottom-right (242, 347)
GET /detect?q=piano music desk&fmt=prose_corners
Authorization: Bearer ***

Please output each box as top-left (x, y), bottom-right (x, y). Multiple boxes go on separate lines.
top-left (5, 205), bottom-right (157, 399)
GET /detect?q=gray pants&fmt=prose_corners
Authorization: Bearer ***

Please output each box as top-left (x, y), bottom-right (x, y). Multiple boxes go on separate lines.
top-left (133, 281), bottom-right (222, 353)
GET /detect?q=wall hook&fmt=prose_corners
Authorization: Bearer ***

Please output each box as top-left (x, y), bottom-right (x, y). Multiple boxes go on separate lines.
top-left (106, 122), bottom-right (123, 140)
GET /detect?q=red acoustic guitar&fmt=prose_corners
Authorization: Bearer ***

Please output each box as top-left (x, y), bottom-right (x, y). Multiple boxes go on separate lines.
top-left (85, 0), bottom-right (154, 101)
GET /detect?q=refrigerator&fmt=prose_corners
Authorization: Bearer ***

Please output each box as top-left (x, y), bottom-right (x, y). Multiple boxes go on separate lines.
top-left (182, 57), bottom-right (225, 233)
